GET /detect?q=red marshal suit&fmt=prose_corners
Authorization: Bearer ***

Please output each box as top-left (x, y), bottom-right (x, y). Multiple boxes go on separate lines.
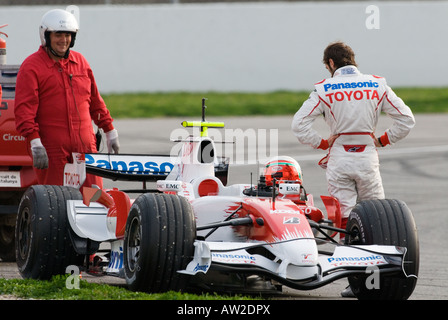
top-left (15, 46), bottom-right (114, 188)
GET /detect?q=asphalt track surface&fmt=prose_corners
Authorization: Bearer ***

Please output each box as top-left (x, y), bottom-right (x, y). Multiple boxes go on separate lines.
top-left (1, 114), bottom-right (447, 300)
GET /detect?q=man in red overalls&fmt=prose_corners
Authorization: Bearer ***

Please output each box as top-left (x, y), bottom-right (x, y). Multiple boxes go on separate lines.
top-left (15, 9), bottom-right (119, 189)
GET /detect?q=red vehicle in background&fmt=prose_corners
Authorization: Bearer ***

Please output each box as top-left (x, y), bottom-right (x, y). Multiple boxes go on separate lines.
top-left (0, 64), bottom-right (37, 261)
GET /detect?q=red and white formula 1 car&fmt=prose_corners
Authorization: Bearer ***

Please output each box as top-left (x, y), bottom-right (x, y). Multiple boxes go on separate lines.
top-left (15, 100), bottom-right (419, 300)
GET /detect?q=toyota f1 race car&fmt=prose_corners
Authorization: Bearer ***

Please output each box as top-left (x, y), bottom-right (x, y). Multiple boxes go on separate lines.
top-left (14, 99), bottom-right (419, 300)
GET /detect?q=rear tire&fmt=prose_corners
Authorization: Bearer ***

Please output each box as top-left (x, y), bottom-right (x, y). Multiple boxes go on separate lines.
top-left (345, 199), bottom-right (419, 300)
top-left (124, 193), bottom-right (196, 292)
top-left (15, 185), bottom-right (84, 279)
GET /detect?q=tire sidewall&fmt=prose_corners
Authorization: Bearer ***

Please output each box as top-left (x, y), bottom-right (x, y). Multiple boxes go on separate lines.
top-left (123, 193), bottom-right (196, 293)
top-left (345, 199), bottom-right (419, 300)
top-left (346, 210), bottom-right (371, 245)
top-left (123, 205), bottom-right (143, 289)
top-left (15, 185), bottom-right (83, 279)
top-left (15, 191), bottom-right (35, 274)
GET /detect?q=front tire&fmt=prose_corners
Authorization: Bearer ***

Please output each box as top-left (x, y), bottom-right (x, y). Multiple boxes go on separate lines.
top-left (345, 199), bottom-right (419, 300)
top-left (15, 185), bottom-right (84, 279)
top-left (124, 193), bottom-right (196, 292)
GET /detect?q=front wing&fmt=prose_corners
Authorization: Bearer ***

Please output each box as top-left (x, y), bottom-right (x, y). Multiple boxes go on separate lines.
top-left (179, 240), bottom-right (414, 290)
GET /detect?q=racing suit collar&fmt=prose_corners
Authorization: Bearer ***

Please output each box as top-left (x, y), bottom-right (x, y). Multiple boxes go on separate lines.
top-left (332, 65), bottom-right (360, 78)
top-left (38, 45), bottom-right (77, 68)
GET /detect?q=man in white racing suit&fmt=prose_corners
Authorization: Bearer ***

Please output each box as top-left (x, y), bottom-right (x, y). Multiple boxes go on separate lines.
top-left (291, 42), bottom-right (415, 233)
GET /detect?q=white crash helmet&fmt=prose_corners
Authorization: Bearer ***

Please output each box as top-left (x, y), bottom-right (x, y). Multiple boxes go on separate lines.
top-left (264, 156), bottom-right (303, 186)
top-left (39, 9), bottom-right (79, 48)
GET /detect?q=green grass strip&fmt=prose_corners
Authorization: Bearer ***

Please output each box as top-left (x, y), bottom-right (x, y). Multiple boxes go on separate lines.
top-left (0, 276), bottom-right (256, 300)
top-left (102, 88), bottom-right (448, 119)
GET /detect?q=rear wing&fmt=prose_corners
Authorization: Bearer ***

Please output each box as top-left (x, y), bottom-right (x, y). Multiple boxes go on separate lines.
top-left (85, 153), bottom-right (229, 184)
top-left (85, 99), bottom-right (229, 185)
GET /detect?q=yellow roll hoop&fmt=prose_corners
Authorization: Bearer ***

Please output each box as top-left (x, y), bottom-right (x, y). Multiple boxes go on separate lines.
top-left (181, 121), bottom-right (225, 137)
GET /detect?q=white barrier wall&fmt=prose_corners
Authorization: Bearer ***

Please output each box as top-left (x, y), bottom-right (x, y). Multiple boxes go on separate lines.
top-left (1, 1), bottom-right (447, 93)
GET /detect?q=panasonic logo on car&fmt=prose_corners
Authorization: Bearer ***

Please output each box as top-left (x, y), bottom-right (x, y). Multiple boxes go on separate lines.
top-left (212, 252), bottom-right (256, 264)
top-left (85, 154), bottom-right (174, 175)
top-left (328, 255), bottom-right (383, 263)
top-left (323, 80), bottom-right (379, 92)
top-left (327, 254), bottom-right (386, 266)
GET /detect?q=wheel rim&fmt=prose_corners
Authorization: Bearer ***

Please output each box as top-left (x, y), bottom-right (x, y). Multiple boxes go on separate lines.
top-left (346, 222), bottom-right (362, 245)
top-left (17, 207), bottom-right (31, 260)
top-left (126, 216), bottom-right (141, 273)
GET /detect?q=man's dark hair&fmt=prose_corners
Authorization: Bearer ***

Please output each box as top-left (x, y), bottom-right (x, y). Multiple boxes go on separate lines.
top-left (323, 42), bottom-right (357, 68)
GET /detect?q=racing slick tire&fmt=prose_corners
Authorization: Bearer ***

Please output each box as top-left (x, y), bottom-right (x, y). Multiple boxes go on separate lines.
top-left (15, 185), bottom-right (85, 279)
top-left (124, 193), bottom-right (196, 293)
top-left (344, 199), bottom-right (419, 300)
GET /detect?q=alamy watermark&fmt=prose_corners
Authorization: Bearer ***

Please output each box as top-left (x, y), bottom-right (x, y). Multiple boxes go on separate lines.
top-left (365, 265), bottom-right (380, 290)
top-left (365, 5), bottom-right (380, 30)
top-left (66, 5), bottom-right (80, 27)
top-left (65, 265), bottom-right (80, 290)
top-left (169, 127), bottom-right (279, 165)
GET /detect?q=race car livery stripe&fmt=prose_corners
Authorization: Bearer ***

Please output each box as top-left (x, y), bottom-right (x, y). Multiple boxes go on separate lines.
top-left (376, 91), bottom-right (387, 111)
top-left (385, 94), bottom-right (405, 115)
top-left (305, 100), bottom-right (321, 117)
top-left (318, 96), bottom-right (336, 120)
top-left (298, 100), bottom-right (323, 125)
